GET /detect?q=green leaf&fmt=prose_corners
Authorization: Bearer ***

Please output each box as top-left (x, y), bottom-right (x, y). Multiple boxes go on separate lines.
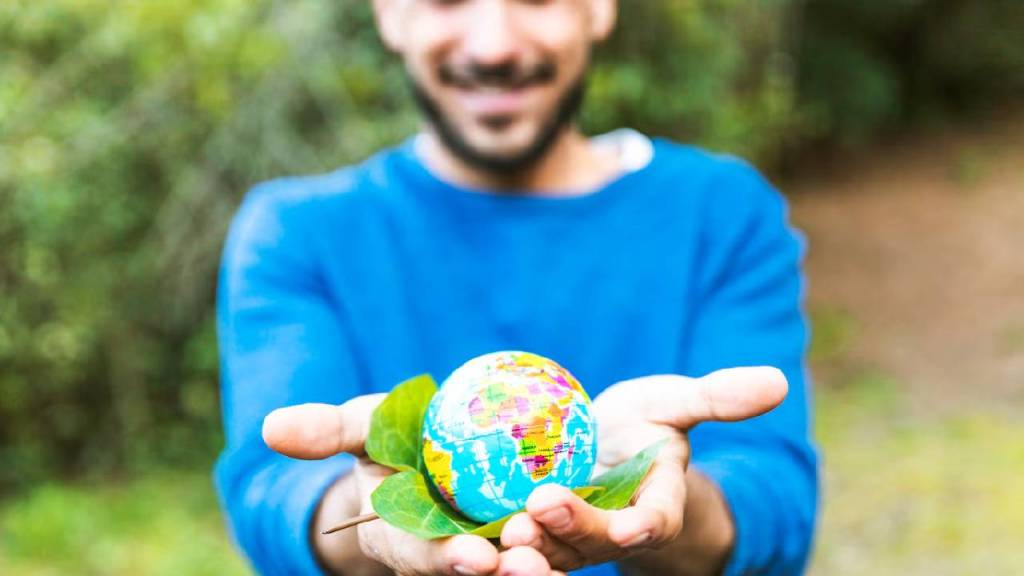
top-left (572, 485), bottom-right (606, 501)
top-left (370, 472), bottom-right (611, 540)
top-left (365, 374), bottom-right (437, 472)
top-left (468, 514), bottom-right (512, 539)
top-left (585, 439), bottom-right (667, 510)
top-left (371, 470), bottom-right (480, 540)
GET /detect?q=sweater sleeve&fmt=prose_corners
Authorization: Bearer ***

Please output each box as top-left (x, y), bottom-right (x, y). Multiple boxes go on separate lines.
top-left (214, 182), bottom-right (360, 575)
top-left (684, 162), bottom-right (820, 575)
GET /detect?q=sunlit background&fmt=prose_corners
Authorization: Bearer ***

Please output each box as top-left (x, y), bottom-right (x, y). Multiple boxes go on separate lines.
top-left (1, 1), bottom-right (1022, 574)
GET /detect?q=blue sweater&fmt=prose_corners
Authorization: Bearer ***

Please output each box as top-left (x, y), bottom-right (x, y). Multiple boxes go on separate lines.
top-left (215, 137), bottom-right (819, 575)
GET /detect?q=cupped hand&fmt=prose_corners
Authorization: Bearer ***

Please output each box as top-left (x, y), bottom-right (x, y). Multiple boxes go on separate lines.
top-left (263, 395), bottom-right (565, 576)
top-left (499, 367), bottom-right (788, 572)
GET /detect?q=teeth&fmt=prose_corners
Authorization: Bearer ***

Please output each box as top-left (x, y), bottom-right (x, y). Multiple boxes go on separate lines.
top-left (478, 87), bottom-right (508, 94)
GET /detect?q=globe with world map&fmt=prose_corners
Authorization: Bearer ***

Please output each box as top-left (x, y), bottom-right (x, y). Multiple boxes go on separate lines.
top-left (422, 351), bottom-right (597, 523)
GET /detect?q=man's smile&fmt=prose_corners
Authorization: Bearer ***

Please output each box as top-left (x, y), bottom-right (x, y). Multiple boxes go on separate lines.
top-left (453, 84), bottom-right (539, 119)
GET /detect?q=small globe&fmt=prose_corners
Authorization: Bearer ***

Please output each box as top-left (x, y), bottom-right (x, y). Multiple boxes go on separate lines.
top-left (422, 351), bottom-right (597, 523)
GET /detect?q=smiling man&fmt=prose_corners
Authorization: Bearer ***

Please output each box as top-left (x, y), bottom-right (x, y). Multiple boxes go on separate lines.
top-left (215, 1), bottom-right (819, 575)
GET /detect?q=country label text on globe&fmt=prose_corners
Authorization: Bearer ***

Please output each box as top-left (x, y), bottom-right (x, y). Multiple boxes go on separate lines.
top-left (422, 351), bottom-right (598, 523)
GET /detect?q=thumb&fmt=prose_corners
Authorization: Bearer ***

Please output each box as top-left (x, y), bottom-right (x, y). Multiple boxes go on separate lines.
top-left (635, 367), bottom-right (789, 430)
top-left (262, 393), bottom-right (386, 460)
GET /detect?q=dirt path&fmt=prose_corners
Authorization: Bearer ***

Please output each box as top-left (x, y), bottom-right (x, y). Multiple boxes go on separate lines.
top-left (785, 111), bottom-right (1024, 414)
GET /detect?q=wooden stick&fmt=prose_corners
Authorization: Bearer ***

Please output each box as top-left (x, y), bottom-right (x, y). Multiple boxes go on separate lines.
top-left (321, 512), bottom-right (380, 535)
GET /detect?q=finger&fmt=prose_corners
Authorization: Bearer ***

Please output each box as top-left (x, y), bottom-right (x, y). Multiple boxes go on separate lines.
top-left (525, 484), bottom-right (612, 556)
top-left (364, 530), bottom-right (500, 576)
top-left (638, 367), bottom-right (788, 429)
top-left (606, 441), bottom-right (688, 548)
top-left (500, 513), bottom-right (541, 548)
top-left (262, 393), bottom-right (386, 459)
top-left (496, 546), bottom-right (553, 576)
top-left (500, 513), bottom-right (583, 570)
top-left (435, 535), bottom-right (502, 576)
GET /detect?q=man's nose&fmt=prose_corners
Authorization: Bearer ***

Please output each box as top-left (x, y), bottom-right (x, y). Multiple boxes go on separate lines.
top-left (464, 0), bottom-right (521, 67)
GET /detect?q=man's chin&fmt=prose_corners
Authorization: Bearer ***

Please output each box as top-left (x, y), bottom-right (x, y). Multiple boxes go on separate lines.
top-left (451, 140), bottom-right (556, 176)
top-left (409, 74), bottom-right (585, 177)
top-left (460, 132), bottom-right (544, 165)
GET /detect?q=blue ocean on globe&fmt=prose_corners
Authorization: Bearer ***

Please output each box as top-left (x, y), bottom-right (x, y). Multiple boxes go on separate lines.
top-left (422, 351), bottom-right (598, 523)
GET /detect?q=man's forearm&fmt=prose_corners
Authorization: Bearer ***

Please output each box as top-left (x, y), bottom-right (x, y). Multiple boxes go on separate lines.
top-left (311, 472), bottom-right (390, 576)
top-left (620, 469), bottom-right (735, 576)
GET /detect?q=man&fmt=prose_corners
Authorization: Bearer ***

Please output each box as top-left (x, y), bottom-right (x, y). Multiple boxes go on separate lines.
top-left (215, 1), bottom-right (818, 575)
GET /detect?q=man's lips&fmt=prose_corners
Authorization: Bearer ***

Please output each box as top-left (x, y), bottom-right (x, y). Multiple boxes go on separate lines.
top-left (453, 84), bottom-right (538, 118)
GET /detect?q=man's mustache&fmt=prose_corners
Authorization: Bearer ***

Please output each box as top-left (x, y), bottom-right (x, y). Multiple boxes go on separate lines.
top-left (438, 60), bottom-right (557, 89)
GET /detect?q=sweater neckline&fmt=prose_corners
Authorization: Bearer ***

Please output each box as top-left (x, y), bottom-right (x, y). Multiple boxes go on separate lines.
top-left (390, 133), bottom-right (663, 213)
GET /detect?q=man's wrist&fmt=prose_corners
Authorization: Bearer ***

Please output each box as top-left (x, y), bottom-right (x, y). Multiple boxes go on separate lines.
top-left (311, 471), bottom-right (381, 575)
top-left (620, 468), bottom-right (735, 576)
top-left (683, 468), bottom-right (736, 573)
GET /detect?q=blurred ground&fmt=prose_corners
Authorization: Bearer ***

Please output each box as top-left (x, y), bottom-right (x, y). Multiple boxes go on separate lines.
top-left (791, 109), bottom-right (1024, 412)
top-left (791, 109), bottom-right (1024, 574)
top-left (2, 115), bottom-right (1021, 574)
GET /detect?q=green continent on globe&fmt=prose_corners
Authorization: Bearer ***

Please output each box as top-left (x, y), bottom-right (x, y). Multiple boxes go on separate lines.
top-left (422, 351), bottom-right (597, 523)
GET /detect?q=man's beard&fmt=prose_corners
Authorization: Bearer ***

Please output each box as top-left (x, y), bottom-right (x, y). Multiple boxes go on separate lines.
top-left (408, 72), bottom-right (586, 177)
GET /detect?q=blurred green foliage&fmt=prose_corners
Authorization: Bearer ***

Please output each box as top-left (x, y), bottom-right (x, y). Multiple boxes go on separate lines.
top-left (798, 0), bottom-right (1024, 144)
top-left (0, 0), bottom-right (1021, 492)
top-left (0, 471), bottom-right (248, 575)
top-left (1, 0), bottom-right (416, 488)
